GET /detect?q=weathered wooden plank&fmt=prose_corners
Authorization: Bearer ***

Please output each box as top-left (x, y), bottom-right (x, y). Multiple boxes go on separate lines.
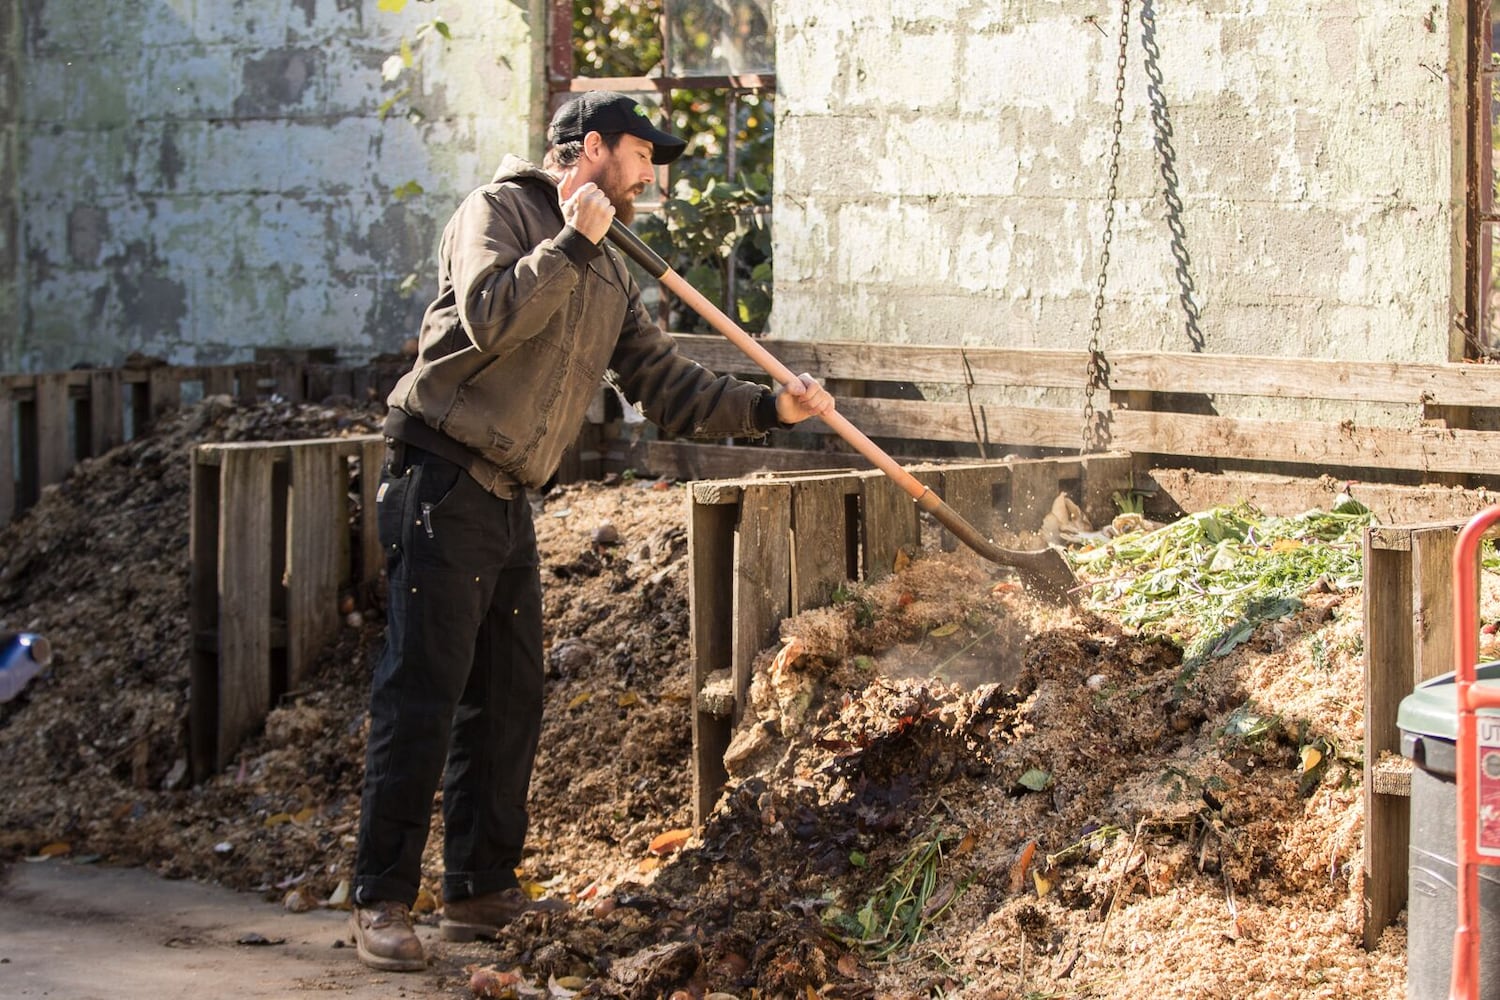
top-left (1005, 460), bottom-right (1062, 534)
top-left (87, 370), bottom-right (123, 457)
top-left (1109, 350), bottom-right (1500, 407)
top-left (1112, 410), bottom-right (1500, 475)
top-left (286, 444), bottom-right (345, 689)
top-left (1361, 527), bottom-right (1411, 948)
top-left (861, 472), bottom-right (925, 581)
top-left (790, 477), bottom-right (855, 613)
top-left (670, 334), bottom-right (1500, 407)
top-left (1078, 452), bottom-right (1137, 529)
top-left (628, 440), bottom-right (867, 482)
top-left (191, 435), bottom-right (380, 467)
top-left (1147, 469), bottom-right (1499, 523)
top-left (0, 381), bottom-right (12, 526)
top-left (831, 398), bottom-right (1083, 450)
top-left (360, 439), bottom-right (386, 586)
top-left (34, 373), bottom-right (70, 488)
top-left (188, 452), bottom-right (222, 783)
top-left (935, 466), bottom-right (1004, 555)
top-left (672, 334), bottom-right (1091, 390)
top-left (1412, 525), bottom-right (1472, 687)
top-left (689, 496), bottom-right (738, 827)
top-left (215, 448), bottom-right (275, 776)
top-left (731, 484), bottom-right (791, 723)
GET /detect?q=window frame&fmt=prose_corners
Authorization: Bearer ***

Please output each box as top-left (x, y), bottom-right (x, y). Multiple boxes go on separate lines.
top-left (546, 0), bottom-right (776, 325)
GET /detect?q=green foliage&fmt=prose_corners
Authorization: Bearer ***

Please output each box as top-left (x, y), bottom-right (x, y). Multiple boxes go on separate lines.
top-left (824, 824), bottom-right (972, 959)
top-left (1073, 498), bottom-right (1372, 685)
top-left (571, 1), bottom-right (776, 332)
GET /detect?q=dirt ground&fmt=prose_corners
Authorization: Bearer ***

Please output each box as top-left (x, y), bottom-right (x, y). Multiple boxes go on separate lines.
top-left (0, 397), bottom-right (1417, 998)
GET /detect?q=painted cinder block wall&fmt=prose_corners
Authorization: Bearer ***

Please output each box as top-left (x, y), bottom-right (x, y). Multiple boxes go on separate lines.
top-left (771, 1), bottom-right (1463, 370)
top-left (0, 0), bottom-right (537, 372)
top-left (0, 2), bottom-right (1468, 378)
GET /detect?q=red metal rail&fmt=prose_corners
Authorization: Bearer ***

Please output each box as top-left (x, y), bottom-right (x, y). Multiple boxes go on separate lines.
top-left (1450, 505), bottom-right (1500, 998)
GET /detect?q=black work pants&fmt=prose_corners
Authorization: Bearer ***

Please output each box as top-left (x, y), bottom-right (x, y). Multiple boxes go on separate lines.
top-left (353, 444), bottom-right (543, 907)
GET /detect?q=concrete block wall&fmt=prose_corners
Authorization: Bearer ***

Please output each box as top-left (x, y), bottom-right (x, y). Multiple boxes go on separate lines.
top-left (1, 0), bottom-right (536, 372)
top-left (771, 1), bottom-right (1463, 367)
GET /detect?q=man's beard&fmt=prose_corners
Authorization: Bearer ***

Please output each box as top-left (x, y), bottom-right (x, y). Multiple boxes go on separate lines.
top-left (600, 162), bottom-right (645, 225)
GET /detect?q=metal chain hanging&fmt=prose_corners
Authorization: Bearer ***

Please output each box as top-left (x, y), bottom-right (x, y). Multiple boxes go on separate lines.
top-left (1081, 0), bottom-right (1132, 454)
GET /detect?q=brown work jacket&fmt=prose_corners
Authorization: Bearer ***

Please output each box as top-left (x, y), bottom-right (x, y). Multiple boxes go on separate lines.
top-left (386, 155), bottom-right (776, 498)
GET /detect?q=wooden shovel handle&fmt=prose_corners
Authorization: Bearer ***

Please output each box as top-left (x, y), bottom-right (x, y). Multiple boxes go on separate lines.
top-left (606, 221), bottom-right (931, 503)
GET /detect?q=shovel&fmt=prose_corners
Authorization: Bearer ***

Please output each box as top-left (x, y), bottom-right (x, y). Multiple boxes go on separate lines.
top-left (591, 212), bottom-right (1079, 604)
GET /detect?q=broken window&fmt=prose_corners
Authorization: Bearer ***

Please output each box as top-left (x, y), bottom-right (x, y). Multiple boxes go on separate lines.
top-left (550, 0), bottom-right (775, 333)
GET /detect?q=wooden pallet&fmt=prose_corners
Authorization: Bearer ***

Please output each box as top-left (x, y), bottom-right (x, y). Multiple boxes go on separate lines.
top-left (685, 451), bottom-right (1134, 824)
top-left (188, 435), bottom-right (385, 781)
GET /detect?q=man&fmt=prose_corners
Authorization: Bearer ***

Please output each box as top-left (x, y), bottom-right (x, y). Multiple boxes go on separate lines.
top-left (349, 91), bottom-right (834, 972)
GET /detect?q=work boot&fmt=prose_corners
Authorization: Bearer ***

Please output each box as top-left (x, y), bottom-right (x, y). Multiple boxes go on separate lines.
top-left (349, 899), bottom-right (426, 972)
top-left (440, 887), bottom-right (569, 941)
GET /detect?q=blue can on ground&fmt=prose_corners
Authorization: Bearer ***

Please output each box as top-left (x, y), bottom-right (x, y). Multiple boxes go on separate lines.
top-left (0, 632), bottom-right (52, 703)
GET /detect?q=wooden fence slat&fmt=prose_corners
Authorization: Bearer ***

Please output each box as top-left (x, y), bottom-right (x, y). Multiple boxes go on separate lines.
top-left (34, 373), bottom-right (70, 488)
top-left (732, 483), bottom-right (791, 711)
top-left (1111, 409), bottom-right (1500, 476)
top-left (189, 454), bottom-right (221, 782)
top-left (0, 381), bottom-right (11, 526)
top-left (360, 438), bottom-right (386, 586)
top-left (1006, 459), bottom-right (1062, 534)
top-left (671, 333), bottom-right (1500, 407)
top-left (87, 370), bottom-right (123, 456)
top-left (790, 477), bottom-right (855, 613)
top-left (286, 444), bottom-right (345, 689)
top-left (215, 448), bottom-right (275, 775)
top-left (861, 471), bottom-right (937, 580)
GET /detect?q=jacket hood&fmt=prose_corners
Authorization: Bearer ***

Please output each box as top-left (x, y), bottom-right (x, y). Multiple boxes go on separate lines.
top-left (492, 154), bottom-right (553, 186)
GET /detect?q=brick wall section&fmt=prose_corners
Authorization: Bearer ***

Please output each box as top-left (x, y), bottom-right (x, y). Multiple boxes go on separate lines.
top-left (2, 1), bottom-right (533, 371)
top-left (771, 2), bottom-right (1460, 367)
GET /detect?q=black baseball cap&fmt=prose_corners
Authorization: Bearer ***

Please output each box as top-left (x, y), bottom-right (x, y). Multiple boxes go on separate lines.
top-left (547, 91), bottom-right (687, 165)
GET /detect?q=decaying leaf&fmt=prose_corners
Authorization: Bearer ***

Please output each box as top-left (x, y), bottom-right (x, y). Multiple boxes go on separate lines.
top-left (1018, 768), bottom-right (1052, 792)
top-left (1032, 865), bottom-right (1055, 898)
top-left (468, 965), bottom-right (523, 999)
top-left (1009, 840), bottom-right (1037, 894)
top-left (1299, 744), bottom-right (1323, 772)
top-left (648, 827), bottom-right (692, 856)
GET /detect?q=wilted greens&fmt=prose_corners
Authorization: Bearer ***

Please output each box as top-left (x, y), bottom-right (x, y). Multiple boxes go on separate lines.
top-left (1071, 499), bottom-right (1372, 675)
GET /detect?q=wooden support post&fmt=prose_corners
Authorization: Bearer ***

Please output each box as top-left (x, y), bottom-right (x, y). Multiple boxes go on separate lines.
top-left (689, 494), bottom-right (737, 826)
top-left (189, 453), bottom-right (222, 783)
top-left (1361, 521), bottom-right (1473, 947)
top-left (0, 381), bottom-right (12, 526)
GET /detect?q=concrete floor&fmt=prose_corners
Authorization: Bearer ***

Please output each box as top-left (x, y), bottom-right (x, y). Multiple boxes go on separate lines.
top-left (0, 861), bottom-right (466, 999)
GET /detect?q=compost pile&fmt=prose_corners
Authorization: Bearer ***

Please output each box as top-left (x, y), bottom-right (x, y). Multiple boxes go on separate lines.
top-left (0, 396), bottom-right (1414, 999)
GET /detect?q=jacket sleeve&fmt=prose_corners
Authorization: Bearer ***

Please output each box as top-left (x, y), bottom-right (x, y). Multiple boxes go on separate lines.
top-left (448, 185), bottom-right (602, 355)
top-left (608, 276), bottom-right (779, 440)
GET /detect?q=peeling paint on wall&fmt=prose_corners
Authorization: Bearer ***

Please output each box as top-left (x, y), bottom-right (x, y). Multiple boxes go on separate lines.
top-left (774, 2), bottom-right (1462, 369)
top-left (4, 1), bottom-right (533, 372)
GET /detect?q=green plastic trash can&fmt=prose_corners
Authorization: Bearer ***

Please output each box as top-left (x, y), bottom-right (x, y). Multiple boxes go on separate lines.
top-left (1399, 662), bottom-right (1500, 1000)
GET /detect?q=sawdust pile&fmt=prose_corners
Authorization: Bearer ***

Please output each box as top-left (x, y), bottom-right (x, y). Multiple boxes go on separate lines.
top-left (0, 396), bottom-right (1409, 998)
